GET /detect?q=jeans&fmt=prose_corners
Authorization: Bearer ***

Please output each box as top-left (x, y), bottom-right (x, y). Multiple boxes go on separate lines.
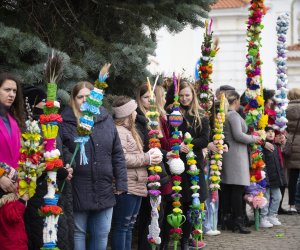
top-left (111, 193), bottom-right (142, 250)
top-left (74, 207), bottom-right (113, 250)
top-left (261, 187), bottom-right (282, 217)
top-left (203, 190), bottom-right (219, 232)
top-left (295, 172), bottom-right (300, 205)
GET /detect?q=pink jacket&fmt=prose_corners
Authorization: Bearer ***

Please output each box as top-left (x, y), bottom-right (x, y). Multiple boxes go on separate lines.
top-left (0, 113), bottom-right (21, 168)
top-left (116, 125), bottom-right (150, 197)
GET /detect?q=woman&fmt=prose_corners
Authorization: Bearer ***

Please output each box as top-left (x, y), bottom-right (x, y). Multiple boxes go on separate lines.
top-left (135, 84), bottom-right (171, 250)
top-left (285, 88), bottom-right (300, 214)
top-left (59, 81), bottom-right (127, 250)
top-left (162, 81), bottom-right (210, 250)
top-left (0, 72), bottom-right (27, 250)
top-left (221, 90), bottom-right (260, 234)
top-left (111, 96), bottom-right (162, 250)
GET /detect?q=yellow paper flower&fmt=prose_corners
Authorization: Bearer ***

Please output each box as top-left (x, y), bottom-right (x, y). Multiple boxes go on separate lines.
top-left (172, 186), bottom-right (182, 191)
top-left (187, 144), bottom-right (194, 149)
top-left (187, 159), bottom-right (197, 165)
top-left (148, 166), bottom-right (162, 172)
top-left (173, 208), bottom-right (182, 214)
top-left (22, 132), bottom-right (41, 141)
top-left (210, 164), bottom-right (219, 171)
top-left (210, 176), bottom-right (219, 182)
top-left (250, 176), bottom-right (257, 182)
top-left (213, 134), bottom-right (222, 140)
top-left (42, 124), bottom-right (58, 139)
top-left (256, 95), bottom-right (265, 106)
top-left (258, 114), bottom-right (268, 129)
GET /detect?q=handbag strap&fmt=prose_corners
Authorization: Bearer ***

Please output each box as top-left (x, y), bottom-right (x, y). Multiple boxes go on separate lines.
top-left (291, 118), bottom-right (300, 143)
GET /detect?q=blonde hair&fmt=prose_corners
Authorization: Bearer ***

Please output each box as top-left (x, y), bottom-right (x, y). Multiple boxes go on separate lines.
top-left (113, 96), bottom-right (143, 152)
top-left (70, 81), bottom-right (94, 123)
top-left (179, 81), bottom-right (203, 129)
top-left (288, 88), bottom-right (300, 100)
top-left (154, 85), bottom-right (166, 116)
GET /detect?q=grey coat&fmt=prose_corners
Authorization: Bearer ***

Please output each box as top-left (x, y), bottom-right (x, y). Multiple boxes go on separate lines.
top-left (285, 99), bottom-right (300, 169)
top-left (222, 110), bottom-right (256, 186)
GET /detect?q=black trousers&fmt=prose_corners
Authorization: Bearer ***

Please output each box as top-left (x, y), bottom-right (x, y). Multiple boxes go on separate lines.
top-left (288, 169), bottom-right (300, 205)
top-left (220, 183), bottom-right (245, 219)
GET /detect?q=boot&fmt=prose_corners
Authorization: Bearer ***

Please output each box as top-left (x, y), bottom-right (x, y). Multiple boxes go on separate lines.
top-left (221, 213), bottom-right (233, 230)
top-left (180, 238), bottom-right (189, 250)
top-left (232, 217), bottom-right (251, 234)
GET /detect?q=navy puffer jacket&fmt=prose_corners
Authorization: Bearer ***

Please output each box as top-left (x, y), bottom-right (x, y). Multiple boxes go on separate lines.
top-left (60, 106), bottom-right (127, 212)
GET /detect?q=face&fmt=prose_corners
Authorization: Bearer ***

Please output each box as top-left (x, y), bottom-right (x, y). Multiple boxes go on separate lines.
top-left (0, 80), bottom-right (17, 108)
top-left (75, 87), bottom-right (90, 112)
top-left (141, 91), bottom-right (150, 110)
top-left (179, 87), bottom-right (193, 107)
top-left (265, 99), bottom-right (274, 109)
top-left (266, 129), bottom-right (275, 140)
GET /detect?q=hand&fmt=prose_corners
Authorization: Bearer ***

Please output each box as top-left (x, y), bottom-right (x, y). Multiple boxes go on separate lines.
top-left (115, 190), bottom-right (125, 195)
top-left (180, 143), bottom-right (189, 154)
top-left (0, 176), bottom-right (17, 193)
top-left (223, 144), bottom-right (229, 152)
top-left (166, 151), bottom-right (177, 159)
top-left (66, 167), bottom-right (73, 181)
top-left (254, 136), bottom-right (262, 144)
top-left (207, 142), bottom-right (218, 153)
top-left (264, 142), bottom-right (274, 152)
top-left (150, 154), bottom-right (162, 165)
top-left (21, 192), bottom-right (29, 201)
top-left (202, 148), bottom-right (208, 158)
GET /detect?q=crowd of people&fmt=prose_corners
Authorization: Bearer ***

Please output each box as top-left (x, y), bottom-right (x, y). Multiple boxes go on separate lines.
top-left (0, 72), bottom-right (300, 250)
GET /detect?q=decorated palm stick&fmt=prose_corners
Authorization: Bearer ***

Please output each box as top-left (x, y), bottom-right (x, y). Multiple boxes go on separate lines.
top-left (185, 132), bottom-right (203, 250)
top-left (18, 99), bottom-right (45, 199)
top-left (198, 19), bottom-right (219, 116)
top-left (167, 73), bottom-right (185, 250)
top-left (39, 53), bottom-right (64, 250)
top-left (274, 13), bottom-right (289, 133)
top-left (146, 76), bottom-right (163, 250)
top-left (244, 0), bottom-right (268, 230)
top-left (73, 64), bottom-right (111, 165)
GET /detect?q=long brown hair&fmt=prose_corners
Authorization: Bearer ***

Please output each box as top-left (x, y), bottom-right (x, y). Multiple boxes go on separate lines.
top-left (0, 72), bottom-right (25, 128)
top-left (136, 84), bottom-right (149, 115)
top-left (70, 81), bottom-right (94, 123)
top-left (154, 85), bottom-right (167, 116)
top-left (179, 81), bottom-right (203, 129)
top-left (113, 96), bottom-right (143, 152)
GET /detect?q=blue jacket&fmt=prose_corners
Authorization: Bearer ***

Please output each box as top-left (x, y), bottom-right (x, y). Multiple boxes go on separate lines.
top-left (60, 106), bottom-right (127, 212)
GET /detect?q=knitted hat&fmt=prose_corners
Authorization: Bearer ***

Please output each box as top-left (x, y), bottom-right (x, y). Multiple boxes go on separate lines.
top-left (112, 100), bottom-right (137, 118)
top-left (265, 126), bottom-right (274, 132)
top-left (23, 85), bottom-right (47, 108)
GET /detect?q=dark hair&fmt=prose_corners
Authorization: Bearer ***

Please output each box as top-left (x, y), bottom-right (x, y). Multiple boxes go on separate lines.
top-left (136, 84), bottom-right (149, 114)
top-left (226, 90), bottom-right (240, 105)
top-left (0, 72), bottom-right (25, 128)
top-left (263, 88), bottom-right (275, 103)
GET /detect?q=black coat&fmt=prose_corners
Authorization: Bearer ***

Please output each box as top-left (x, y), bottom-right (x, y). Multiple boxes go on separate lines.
top-left (59, 106), bottom-right (127, 212)
top-left (263, 142), bottom-right (286, 188)
top-left (175, 109), bottom-right (210, 203)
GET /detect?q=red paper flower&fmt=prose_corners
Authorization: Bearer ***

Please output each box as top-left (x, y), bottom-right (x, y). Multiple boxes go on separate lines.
top-left (172, 176), bottom-right (182, 182)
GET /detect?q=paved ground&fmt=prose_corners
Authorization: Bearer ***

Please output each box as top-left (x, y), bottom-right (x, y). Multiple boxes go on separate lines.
top-left (201, 189), bottom-right (300, 250)
top-left (111, 189), bottom-right (300, 250)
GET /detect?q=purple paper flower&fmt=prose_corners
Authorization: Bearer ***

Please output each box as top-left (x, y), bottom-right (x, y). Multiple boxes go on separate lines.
top-left (148, 190), bottom-right (161, 196)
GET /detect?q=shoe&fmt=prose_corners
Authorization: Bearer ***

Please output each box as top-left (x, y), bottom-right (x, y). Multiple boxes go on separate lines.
top-left (205, 230), bottom-right (221, 236)
top-left (268, 215), bottom-right (282, 226)
top-left (189, 239), bottom-right (206, 248)
top-left (232, 217), bottom-right (251, 234)
top-left (278, 208), bottom-right (288, 215)
top-left (260, 217), bottom-right (273, 228)
top-left (221, 213), bottom-right (234, 230)
top-left (287, 207), bottom-right (297, 215)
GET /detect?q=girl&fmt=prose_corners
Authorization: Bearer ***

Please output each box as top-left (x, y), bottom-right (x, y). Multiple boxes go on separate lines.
top-left (162, 81), bottom-right (210, 250)
top-left (135, 84), bottom-right (171, 250)
top-left (111, 96), bottom-right (162, 250)
top-left (59, 81), bottom-right (127, 250)
top-left (0, 72), bottom-right (27, 250)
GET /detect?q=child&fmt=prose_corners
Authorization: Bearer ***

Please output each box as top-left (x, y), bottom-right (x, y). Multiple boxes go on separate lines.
top-left (0, 162), bottom-right (29, 250)
top-left (260, 126), bottom-right (286, 228)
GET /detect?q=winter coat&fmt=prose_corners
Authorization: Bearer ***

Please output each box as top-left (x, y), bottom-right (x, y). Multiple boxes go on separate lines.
top-left (116, 125), bottom-right (150, 197)
top-left (222, 110), bottom-right (256, 186)
top-left (0, 199), bottom-right (27, 250)
top-left (263, 142), bottom-right (286, 188)
top-left (174, 107), bottom-right (210, 203)
top-left (285, 99), bottom-right (300, 169)
top-left (0, 113), bottom-right (21, 168)
top-left (59, 106), bottom-right (127, 212)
